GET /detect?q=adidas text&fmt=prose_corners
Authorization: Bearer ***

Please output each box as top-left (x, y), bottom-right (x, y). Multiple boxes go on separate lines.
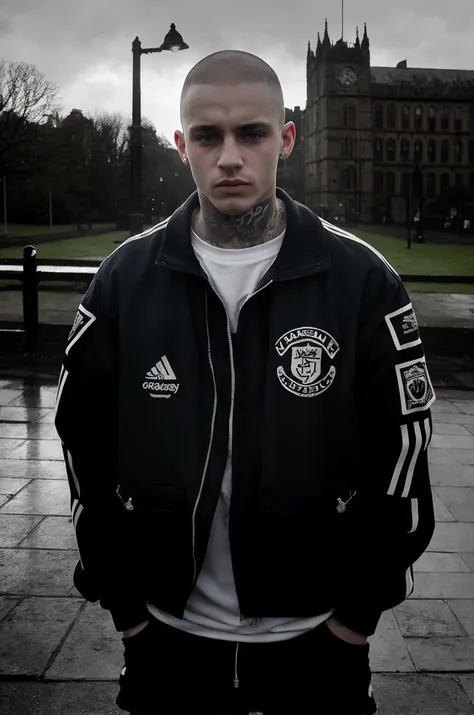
top-left (142, 381), bottom-right (179, 395)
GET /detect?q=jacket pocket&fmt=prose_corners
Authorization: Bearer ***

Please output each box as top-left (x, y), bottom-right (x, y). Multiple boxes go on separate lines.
top-left (260, 484), bottom-right (357, 517)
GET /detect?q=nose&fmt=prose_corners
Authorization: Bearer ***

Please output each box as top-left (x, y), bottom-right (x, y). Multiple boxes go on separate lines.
top-left (217, 139), bottom-right (243, 171)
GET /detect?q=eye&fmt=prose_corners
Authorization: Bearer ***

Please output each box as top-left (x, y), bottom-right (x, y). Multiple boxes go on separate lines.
top-left (245, 131), bottom-right (265, 141)
top-left (196, 134), bottom-right (216, 143)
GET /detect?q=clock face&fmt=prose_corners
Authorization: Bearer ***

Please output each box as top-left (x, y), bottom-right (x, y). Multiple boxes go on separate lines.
top-left (337, 67), bottom-right (358, 88)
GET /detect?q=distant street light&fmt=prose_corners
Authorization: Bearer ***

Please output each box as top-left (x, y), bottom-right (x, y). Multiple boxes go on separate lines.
top-left (130, 24), bottom-right (189, 237)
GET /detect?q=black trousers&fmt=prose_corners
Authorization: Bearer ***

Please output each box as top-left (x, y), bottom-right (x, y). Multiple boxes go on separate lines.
top-left (117, 616), bottom-right (377, 715)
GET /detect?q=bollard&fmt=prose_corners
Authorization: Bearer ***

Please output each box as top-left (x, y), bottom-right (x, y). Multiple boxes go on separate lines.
top-left (22, 245), bottom-right (39, 355)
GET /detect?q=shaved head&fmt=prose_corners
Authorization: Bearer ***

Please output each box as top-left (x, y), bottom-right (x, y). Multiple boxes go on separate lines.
top-left (180, 50), bottom-right (285, 128)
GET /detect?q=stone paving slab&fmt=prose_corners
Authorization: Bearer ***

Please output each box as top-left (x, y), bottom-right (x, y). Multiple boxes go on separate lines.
top-left (19, 516), bottom-right (76, 550)
top-left (410, 572), bottom-right (474, 599)
top-left (0, 549), bottom-right (77, 595)
top-left (0, 406), bottom-right (51, 423)
top-left (46, 603), bottom-right (124, 680)
top-left (0, 477), bottom-right (32, 494)
top-left (0, 439), bottom-right (25, 457)
top-left (0, 458), bottom-right (65, 479)
top-left (459, 675), bottom-right (474, 707)
top-left (433, 423), bottom-right (473, 436)
top-left (0, 596), bottom-right (19, 621)
top-left (7, 439), bottom-right (63, 461)
top-left (373, 673), bottom-right (474, 714)
top-left (448, 600), bottom-right (474, 637)
top-left (0, 514), bottom-right (44, 547)
top-left (453, 402), bottom-right (474, 415)
top-left (461, 553), bottom-right (474, 571)
top-left (414, 552), bottom-right (471, 572)
top-left (0, 597), bottom-right (83, 676)
top-left (428, 522), bottom-right (474, 553)
top-left (429, 449), bottom-right (474, 467)
top-left (0, 682), bottom-right (122, 715)
top-left (393, 600), bottom-right (467, 638)
top-left (435, 487), bottom-right (474, 522)
top-left (0, 422), bottom-right (59, 440)
top-left (368, 610), bottom-right (415, 673)
top-left (0, 479), bottom-right (70, 515)
top-left (433, 493), bottom-right (456, 521)
top-left (406, 637), bottom-right (474, 672)
top-left (429, 464), bottom-right (474, 488)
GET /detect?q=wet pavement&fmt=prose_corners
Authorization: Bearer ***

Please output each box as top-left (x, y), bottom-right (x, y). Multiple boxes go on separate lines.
top-left (0, 379), bottom-right (473, 714)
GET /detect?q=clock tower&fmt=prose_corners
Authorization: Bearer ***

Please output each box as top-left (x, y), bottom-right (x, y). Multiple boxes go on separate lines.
top-left (304, 21), bottom-right (373, 222)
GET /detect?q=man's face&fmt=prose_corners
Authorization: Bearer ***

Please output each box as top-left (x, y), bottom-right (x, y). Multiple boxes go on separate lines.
top-left (175, 82), bottom-right (295, 215)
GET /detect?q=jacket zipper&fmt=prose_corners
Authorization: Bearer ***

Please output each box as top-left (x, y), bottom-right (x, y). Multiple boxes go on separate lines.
top-left (191, 290), bottom-right (218, 585)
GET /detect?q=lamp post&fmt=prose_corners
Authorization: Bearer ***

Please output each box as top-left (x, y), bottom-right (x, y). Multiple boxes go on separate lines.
top-left (130, 23), bottom-right (189, 237)
top-left (413, 163), bottom-right (425, 243)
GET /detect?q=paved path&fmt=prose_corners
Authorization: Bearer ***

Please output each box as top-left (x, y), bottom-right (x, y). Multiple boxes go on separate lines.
top-left (0, 379), bottom-right (473, 713)
top-left (1, 289), bottom-right (474, 330)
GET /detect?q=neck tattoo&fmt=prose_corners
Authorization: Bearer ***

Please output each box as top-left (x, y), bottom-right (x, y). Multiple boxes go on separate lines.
top-left (193, 194), bottom-right (286, 249)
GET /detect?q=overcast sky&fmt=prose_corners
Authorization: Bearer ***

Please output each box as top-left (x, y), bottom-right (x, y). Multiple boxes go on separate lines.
top-left (1, 0), bottom-right (473, 145)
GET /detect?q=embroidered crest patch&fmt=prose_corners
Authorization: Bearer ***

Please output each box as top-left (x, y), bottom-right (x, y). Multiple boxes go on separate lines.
top-left (385, 303), bottom-right (421, 351)
top-left (395, 356), bottom-right (436, 415)
top-left (275, 326), bottom-right (340, 398)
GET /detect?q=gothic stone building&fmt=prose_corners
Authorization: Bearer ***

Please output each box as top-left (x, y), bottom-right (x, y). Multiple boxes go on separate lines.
top-left (303, 22), bottom-right (474, 223)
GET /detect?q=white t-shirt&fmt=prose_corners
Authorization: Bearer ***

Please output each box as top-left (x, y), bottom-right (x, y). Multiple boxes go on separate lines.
top-left (147, 226), bottom-right (333, 642)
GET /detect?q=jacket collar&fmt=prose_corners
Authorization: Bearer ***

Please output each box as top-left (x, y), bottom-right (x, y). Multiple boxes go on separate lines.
top-left (154, 187), bottom-right (329, 280)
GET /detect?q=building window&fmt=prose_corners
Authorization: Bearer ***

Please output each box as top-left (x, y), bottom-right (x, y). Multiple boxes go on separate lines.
top-left (386, 171), bottom-right (396, 195)
top-left (455, 140), bottom-right (463, 163)
top-left (441, 139), bottom-right (450, 163)
top-left (455, 107), bottom-right (463, 132)
top-left (387, 104), bottom-right (396, 129)
top-left (469, 140), bottom-right (474, 166)
top-left (387, 139), bottom-right (396, 161)
top-left (402, 105), bottom-right (410, 130)
top-left (415, 106), bottom-right (423, 131)
top-left (428, 106), bottom-right (436, 132)
top-left (455, 173), bottom-right (464, 186)
top-left (342, 166), bottom-right (357, 190)
top-left (469, 107), bottom-right (474, 133)
top-left (373, 171), bottom-right (384, 195)
top-left (440, 173), bottom-right (450, 192)
top-left (342, 136), bottom-right (355, 158)
top-left (343, 103), bottom-right (356, 128)
top-left (401, 139), bottom-right (410, 161)
top-left (427, 173), bottom-right (437, 198)
top-left (414, 139), bottom-right (423, 163)
top-left (441, 107), bottom-right (450, 132)
top-left (374, 104), bottom-right (383, 129)
top-left (402, 172), bottom-right (410, 197)
top-left (428, 139), bottom-right (436, 163)
top-left (374, 138), bottom-right (383, 161)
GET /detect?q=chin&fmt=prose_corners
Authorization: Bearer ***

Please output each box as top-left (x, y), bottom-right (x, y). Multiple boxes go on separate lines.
top-left (211, 194), bottom-right (256, 216)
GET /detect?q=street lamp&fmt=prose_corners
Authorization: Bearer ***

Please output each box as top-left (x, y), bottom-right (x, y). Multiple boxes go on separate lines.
top-left (130, 23), bottom-right (189, 237)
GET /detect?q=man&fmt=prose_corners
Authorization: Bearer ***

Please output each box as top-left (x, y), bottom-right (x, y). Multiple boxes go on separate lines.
top-left (55, 50), bottom-right (436, 715)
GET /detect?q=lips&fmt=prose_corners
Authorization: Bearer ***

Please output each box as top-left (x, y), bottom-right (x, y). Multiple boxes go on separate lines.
top-left (215, 181), bottom-right (249, 187)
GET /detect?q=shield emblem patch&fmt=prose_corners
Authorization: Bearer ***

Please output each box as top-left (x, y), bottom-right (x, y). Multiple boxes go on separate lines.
top-left (291, 345), bottom-right (322, 384)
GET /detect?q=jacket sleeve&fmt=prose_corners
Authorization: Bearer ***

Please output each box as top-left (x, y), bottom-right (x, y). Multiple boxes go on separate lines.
top-left (332, 266), bottom-right (436, 636)
top-left (55, 270), bottom-right (150, 631)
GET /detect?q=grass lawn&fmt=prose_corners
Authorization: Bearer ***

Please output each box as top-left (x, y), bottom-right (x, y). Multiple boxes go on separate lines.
top-left (0, 230), bottom-right (134, 260)
top-left (404, 282), bottom-right (474, 294)
top-left (3, 223), bottom-right (115, 238)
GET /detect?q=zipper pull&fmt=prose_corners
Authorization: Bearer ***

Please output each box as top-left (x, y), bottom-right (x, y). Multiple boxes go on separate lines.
top-left (336, 491), bottom-right (356, 514)
top-left (116, 485), bottom-right (134, 511)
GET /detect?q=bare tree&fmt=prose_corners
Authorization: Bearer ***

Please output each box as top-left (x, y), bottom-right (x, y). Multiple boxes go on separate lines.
top-left (0, 60), bottom-right (61, 164)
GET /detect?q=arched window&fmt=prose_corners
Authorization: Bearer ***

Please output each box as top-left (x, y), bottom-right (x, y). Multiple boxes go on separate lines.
top-left (441, 107), bottom-right (450, 132)
top-left (428, 139), bottom-right (436, 163)
top-left (373, 171), bottom-right (384, 195)
top-left (469, 140), bottom-right (474, 166)
top-left (455, 140), bottom-right (463, 163)
top-left (455, 107), bottom-right (463, 132)
top-left (402, 172), bottom-right (410, 197)
top-left (374, 104), bottom-right (383, 129)
top-left (455, 173), bottom-right (464, 186)
top-left (400, 139), bottom-right (410, 161)
top-left (386, 171), bottom-right (396, 195)
top-left (387, 104), bottom-right (396, 129)
top-left (440, 173), bottom-right (450, 192)
top-left (342, 166), bottom-right (357, 190)
top-left (428, 106), bottom-right (436, 132)
top-left (415, 106), bottom-right (423, 131)
top-left (374, 138), bottom-right (383, 161)
top-left (387, 138), bottom-right (396, 161)
top-left (402, 105), bottom-right (410, 130)
top-left (441, 139), bottom-right (450, 163)
top-left (414, 139), bottom-right (423, 162)
top-left (427, 173), bottom-right (437, 198)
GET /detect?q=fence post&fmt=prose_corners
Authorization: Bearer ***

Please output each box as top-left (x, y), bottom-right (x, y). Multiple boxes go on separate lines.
top-left (22, 245), bottom-right (39, 355)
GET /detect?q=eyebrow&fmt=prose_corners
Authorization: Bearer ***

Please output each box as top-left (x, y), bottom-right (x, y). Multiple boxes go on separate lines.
top-left (189, 122), bottom-right (273, 135)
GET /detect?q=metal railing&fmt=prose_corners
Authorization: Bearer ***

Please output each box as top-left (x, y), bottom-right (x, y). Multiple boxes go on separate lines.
top-left (0, 245), bottom-right (97, 354)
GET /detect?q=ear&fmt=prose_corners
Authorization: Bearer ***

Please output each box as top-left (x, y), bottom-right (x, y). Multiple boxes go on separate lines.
top-left (174, 130), bottom-right (186, 160)
top-left (280, 121), bottom-right (297, 160)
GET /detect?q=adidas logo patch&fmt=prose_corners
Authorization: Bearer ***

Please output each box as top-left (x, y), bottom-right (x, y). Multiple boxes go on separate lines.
top-left (142, 356), bottom-right (179, 399)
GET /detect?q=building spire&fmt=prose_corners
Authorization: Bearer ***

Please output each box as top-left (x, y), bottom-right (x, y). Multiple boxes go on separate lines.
top-left (322, 18), bottom-right (330, 47)
top-left (362, 22), bottom-right (369, 52)
top-left (355, 26), bottom-right (361, 49)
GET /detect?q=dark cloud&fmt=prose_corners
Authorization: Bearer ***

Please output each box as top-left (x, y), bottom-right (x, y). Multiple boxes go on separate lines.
top-left (0, 0), bottom-right (472, 142)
